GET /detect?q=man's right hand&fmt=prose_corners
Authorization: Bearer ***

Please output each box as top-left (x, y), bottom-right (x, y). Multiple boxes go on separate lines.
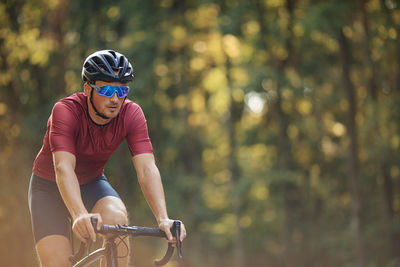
top-left (72, 213), bottom-right (103, 243)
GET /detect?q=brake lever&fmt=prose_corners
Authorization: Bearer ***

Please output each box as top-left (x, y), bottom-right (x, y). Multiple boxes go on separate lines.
top-left (91, 216), bottom-right (98, 232)
top-left (173, 221), bottom-right (182, 259)
top-left (154, 220), bottom-right (183, 266)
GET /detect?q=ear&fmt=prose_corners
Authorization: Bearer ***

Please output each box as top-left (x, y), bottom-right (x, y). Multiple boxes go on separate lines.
top-left (83, 83), bottom-right (91, 97)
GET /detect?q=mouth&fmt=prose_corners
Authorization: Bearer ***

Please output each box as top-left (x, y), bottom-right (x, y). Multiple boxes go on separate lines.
top-left (107, 106), bottom-right (118, 112)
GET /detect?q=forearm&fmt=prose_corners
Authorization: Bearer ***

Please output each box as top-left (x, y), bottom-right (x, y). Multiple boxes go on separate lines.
top-left (55, 165), bottom-right (88, 219)
top-left (133, 154), bottom-right (186, 242)
top-left (137, 164), bottom-right (169, 223)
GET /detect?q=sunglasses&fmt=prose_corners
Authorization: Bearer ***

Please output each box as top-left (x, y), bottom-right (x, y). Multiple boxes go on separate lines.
top-left (89, 84), bottom-right (130, 98)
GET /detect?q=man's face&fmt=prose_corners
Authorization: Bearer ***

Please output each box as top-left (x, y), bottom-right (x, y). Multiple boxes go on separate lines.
top-left (84, 80), bottom-right (128, 120)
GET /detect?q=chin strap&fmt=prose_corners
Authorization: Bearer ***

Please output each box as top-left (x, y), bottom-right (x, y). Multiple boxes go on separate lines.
top-left (89, 87), bottom-right (110, 120)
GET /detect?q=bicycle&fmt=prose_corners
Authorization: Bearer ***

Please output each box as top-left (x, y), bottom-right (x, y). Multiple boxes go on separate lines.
top-left (69, 217), bottom-right (183, 267)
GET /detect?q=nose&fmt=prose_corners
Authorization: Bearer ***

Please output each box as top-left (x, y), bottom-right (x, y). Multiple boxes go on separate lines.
top-left (110, 92), bottom-right (119, 102)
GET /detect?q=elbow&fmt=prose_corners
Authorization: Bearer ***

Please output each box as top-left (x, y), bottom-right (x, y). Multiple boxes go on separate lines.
top-left (137, 164), bottom-right (159, 181)
top-left (54, 161), bottom-right (73, 181)
top-left (52, 151), bottom-right (76, 183)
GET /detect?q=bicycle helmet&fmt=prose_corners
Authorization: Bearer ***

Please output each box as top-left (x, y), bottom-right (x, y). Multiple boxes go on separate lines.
top-left (82, 50), bottom-right (133, 83)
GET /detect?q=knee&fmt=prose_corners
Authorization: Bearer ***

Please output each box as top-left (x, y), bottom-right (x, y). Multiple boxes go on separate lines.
top-left (92, 197), bottom-right (129, 225)
top-left (101, 204), bottom-right (128, 225)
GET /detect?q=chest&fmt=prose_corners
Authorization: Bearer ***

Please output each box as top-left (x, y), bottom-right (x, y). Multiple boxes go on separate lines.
top-left (75, 121), bottom-right (126, 156)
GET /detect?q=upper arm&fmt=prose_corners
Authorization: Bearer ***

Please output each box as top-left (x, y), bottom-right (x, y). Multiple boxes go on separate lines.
top-left (125, 104), bottom-right (153, 156)
top-left (49, 102), bottom-right (78, 155)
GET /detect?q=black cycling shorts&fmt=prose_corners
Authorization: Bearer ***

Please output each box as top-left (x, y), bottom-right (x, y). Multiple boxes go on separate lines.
top-left (28, 174), bottom-right (121, 244)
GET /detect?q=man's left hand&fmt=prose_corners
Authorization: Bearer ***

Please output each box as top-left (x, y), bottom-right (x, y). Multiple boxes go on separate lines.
top-left (158, 218), bottom-right (187, 245)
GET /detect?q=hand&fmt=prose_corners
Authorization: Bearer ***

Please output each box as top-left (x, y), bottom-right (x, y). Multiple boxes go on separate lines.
top-left (72, 213), bottom-right (103, 243)
top-left (158, 218), bottom-right (187, 246)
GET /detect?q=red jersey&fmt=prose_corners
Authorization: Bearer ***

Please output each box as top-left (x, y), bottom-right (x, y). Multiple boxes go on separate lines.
top-left (33, 93), bottom-right (153, 185)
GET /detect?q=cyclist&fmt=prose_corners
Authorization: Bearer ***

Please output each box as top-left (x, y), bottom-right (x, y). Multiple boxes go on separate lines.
top-left (28, 49), bottom-right (187, 267)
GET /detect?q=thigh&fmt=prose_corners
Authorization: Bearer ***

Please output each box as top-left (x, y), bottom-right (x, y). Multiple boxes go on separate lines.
top-left (36, 235), bottom-right (72, 267)
top-left (81, 176), bottom-right (127, 225)
top-left (80, 176), bottom-right (121, 213)
top-left (28, 174), bottom-right (72, 244)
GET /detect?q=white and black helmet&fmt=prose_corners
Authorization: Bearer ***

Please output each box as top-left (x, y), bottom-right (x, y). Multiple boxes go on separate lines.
top-left (82, 50), bottom-right (133, 83)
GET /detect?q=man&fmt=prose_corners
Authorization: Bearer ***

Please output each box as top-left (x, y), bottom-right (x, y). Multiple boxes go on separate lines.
top-left (28, 49), bottom-right (186, 267)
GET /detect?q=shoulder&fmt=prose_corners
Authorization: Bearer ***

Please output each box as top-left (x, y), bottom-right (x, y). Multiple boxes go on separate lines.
top-left (122, 98), bottom-right (141, 111)
top-left (58, 92), bottom-right (86, 108)
top-left (53, 93), bottom-right (86, 114)
top-left (121, 99), bottom-right (146, 120)
top-left (51, 93), bottom-right (86, 123)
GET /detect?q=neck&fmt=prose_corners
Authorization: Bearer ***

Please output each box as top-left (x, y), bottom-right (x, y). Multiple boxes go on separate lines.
top-left (86, 98), bottom-right (111, 126)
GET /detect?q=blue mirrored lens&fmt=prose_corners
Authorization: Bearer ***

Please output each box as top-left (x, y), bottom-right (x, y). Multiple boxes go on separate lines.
top-left (94, 85), bottom-right (129, 98)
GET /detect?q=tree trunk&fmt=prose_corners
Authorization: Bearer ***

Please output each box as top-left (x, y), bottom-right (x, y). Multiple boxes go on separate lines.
top-left (365, 2), bottom-right (400, 260)
top-left (338, 29), bottom-right (366, 267)
top-left (256, 0), bottom-right (298, 265)
top-left (379, 0), bottom-right (400, 93)
top-left (358, 0), bottom-right (378, 100)
top-left (382, 163), bottom-right (400, 260)
top-left (50, 0), bottom-right (69, 96)
top-left (225, 53), bottom-right (245, 267)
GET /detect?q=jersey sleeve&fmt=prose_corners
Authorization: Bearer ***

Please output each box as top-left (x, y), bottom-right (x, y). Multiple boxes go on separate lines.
top-left (125, 103), bottom-right (153, 156)
top-left (49, 101), bottom-right (78, 155)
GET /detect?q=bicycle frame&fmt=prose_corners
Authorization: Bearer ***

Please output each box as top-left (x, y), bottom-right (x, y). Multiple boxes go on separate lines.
top-left (72, 237), bottom-right (118, 267)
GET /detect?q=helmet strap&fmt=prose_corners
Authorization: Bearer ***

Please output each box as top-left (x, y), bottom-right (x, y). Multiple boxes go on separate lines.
top-left (89, 87), bottom-right (110, 120)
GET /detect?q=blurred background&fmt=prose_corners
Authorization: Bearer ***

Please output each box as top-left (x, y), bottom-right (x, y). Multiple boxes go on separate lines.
top-left (1, 0), bottom-right (400, 266)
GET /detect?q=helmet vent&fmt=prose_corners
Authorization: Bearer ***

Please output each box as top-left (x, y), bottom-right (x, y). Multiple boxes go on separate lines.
top-left (109, 50), bottom-right (117, 58)
top-left (85, 63), bottom-right (97, 74)
top-left (93, 57), bottom-right (105, 68)
top-left (104, 55), bottom-right (116, 68)
top-left (118, 56), bottom-right (125, 67)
